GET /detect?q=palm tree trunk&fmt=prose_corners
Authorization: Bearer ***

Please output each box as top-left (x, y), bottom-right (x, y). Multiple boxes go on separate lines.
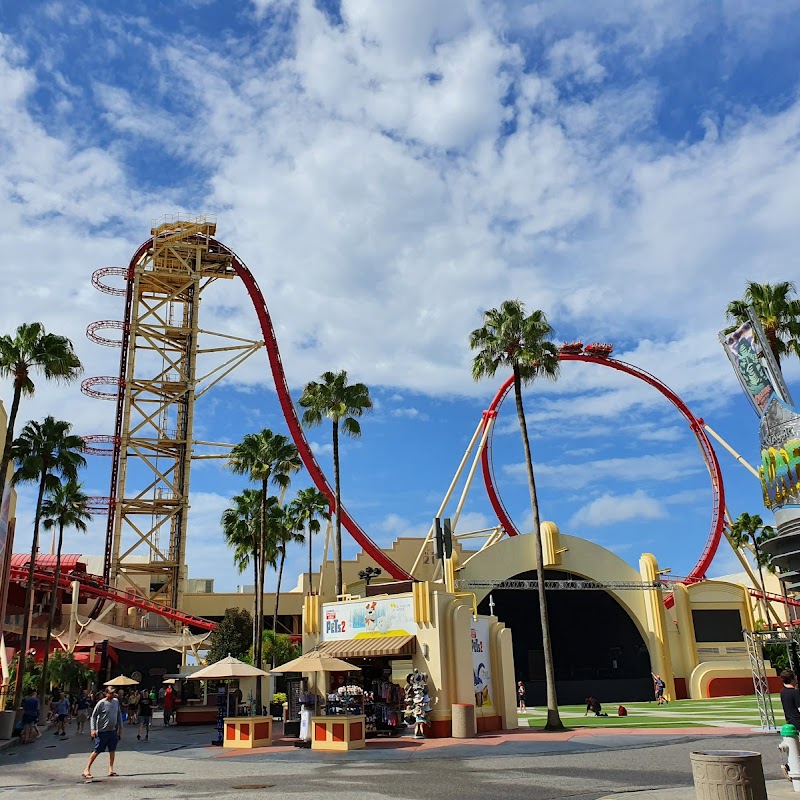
top-left (252, 558), bottom-right (258, 658)
top-left (273, 548), bottom-right (286, 666)
top-left (513, 368), bottom-right (563, 731)
top-left (13, 469), bottom-right (49, 709)
top-left (308, 525), bottom-right (313, 595)
top-left (0, 383), bottom-right (21, 503)
top-left (39, 520), bottom-right (65, 698)
top-left (333, 420), bottom-right (342, 597)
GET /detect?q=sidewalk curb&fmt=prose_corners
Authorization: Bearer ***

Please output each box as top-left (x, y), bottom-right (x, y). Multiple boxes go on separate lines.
top-left (598, 779), bottom-right (797, 800)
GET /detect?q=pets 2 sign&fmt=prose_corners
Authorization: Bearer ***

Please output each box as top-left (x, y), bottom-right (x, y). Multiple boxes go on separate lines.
top-left (322, 596), bottom-right (414, 640)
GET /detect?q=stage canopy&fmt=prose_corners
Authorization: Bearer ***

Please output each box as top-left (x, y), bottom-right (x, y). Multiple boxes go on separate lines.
top-left (57, 618), bottom-right (211, 653)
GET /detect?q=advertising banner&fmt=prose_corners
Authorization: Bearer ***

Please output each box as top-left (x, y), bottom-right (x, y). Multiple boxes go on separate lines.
top-left (0, 485), bottom-right (11, 572)
top-left (759, 397), bottom-right (800, 510)
top-left (321, 596), bottom-right (414, 641)
top-left (720, 320), bottom-right (776, 415)
top-left (471, 617), bottom-right (493, 709)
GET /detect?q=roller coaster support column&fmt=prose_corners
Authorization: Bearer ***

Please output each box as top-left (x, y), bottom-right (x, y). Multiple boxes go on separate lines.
top-left (68, 580), bottom-right (80, 652)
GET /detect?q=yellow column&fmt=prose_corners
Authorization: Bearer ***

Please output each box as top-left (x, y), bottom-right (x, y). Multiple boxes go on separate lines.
top-left (639, 553), bottom-right (675, 701)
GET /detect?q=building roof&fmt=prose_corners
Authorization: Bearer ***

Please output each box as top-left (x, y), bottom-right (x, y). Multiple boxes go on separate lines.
top-left (10, 553), bottom-right (87, 572)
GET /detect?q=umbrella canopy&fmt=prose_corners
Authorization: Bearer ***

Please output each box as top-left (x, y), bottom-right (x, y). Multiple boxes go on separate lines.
top-left (162, 678), bottom-right (177, 684)
top-left (105, 675), bottom-right (139, 687)
top-left (270, 649), bottom-right (362, 674)
top-left (188, 655), bottom-right (270, 680)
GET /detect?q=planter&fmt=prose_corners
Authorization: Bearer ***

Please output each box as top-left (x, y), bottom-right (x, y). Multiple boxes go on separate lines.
top-left (690, 750), bottom-right (767, 800)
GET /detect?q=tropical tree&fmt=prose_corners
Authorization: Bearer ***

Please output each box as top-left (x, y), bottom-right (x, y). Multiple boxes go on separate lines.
top-left (299, 371), bottom-right (373, 597)
top-left (227, 430), bottom-right (301, 710)
top-left (11, 416), bottom-right (86, 708)
top-left (38, 479), bottom-right (91, 698)
top-left (288, 487), bottom-right (331, 595)
top-left (0, 323), bottom-right (82, 508)
top-left (261, 629), bottom-right (301, 670)
top-left (726, 281), bottom-right (800, 366)
top-left (729, 512), bottom-right (779, 626)
top-left (469, 300), bottom-right (563, 731)
top-left (207, 607), bottom-right (253, 664)
top-left (221, 489), bottom-right (262, 655)
top-left (270, 501), bottom-right (305, 650)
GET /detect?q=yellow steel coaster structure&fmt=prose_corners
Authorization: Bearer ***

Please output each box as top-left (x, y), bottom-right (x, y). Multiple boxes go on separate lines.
top-left (90, 216), bottom-right (263, 618)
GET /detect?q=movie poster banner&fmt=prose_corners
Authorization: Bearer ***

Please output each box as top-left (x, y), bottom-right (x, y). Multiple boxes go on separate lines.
top-left (321, 596), bottom-right (414, 641)
top-left (471, 617), bottom-right (493, 709)
top-left (720, 320), bottom-right (776, 415)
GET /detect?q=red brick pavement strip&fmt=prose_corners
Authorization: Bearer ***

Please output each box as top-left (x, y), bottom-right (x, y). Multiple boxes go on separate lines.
top-left (210, 726), bottom-right (760, 758)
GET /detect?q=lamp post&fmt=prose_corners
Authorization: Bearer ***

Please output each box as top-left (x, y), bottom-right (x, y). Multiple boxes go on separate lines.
top-left (358, 566), bottom-right (382, 587)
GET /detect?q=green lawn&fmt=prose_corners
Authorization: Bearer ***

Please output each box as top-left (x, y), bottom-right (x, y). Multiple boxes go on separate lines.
top-left (521, 695), bottom-right (778, 729)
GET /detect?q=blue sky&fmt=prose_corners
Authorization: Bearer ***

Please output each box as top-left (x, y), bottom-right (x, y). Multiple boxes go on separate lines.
top-left (1, 0), bottom-right (800, 592)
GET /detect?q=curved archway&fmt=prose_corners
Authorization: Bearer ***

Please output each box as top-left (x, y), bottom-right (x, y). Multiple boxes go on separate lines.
top-left (478, 569), bottom-right (653, 705)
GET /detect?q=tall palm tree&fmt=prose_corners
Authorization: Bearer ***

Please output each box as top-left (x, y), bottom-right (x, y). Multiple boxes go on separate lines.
top-left (11, 417), bottom-right (86, 709)
top-left (0, 323), bottom-right (82, 507)
top-left (38, 479), bottom-right (91, 698)
top-left (221, 488), bottom-right (262, 656)
top-left (729, 512), bottom-right (778, 626)
top-left (288, 487), bottom-right (331, 595)
top-left (228, 429), bottom-right (301, 711)
top-left (299, 371), bottom-right (372, 597)
top-left (269, 501), bottom-right (304, 652)
top-left (726, 281), bottom-right (800, 366)
top-left (469, 300), bottom-right (563, 731)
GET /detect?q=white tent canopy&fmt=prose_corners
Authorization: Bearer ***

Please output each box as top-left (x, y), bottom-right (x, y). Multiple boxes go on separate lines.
top-left (56, 617), bottom-right (211, 653)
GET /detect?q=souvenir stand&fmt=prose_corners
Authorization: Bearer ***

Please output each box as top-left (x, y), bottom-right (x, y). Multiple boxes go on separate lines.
top-left (271, 650), bottom-right (365, 751)
top-left (188, 656), bottom-right (272, 749)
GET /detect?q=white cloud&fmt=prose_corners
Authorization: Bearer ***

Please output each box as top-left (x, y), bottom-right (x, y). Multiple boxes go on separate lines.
top-left (568, 489), bottom-right (667, 529)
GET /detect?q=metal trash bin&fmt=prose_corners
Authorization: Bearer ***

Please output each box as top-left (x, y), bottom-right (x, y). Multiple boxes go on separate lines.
top-left (690, 750), bottom-right (767, 800)
top-left (0, 711), bottom-right (15, 740)
top-left (451, 703), bottom-right (476, 739)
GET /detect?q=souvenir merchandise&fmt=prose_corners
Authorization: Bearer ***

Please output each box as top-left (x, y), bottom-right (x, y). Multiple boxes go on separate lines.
top-left (404, 669), bottom-right (430, 738)
top-left (363, 677), bottom-right (404, 737)
top-left (324, 684), bottom-right (364, 716)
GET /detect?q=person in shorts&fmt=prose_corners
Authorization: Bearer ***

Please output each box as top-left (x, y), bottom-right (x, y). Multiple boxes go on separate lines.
top-left (75, 688), bottom-right (92, 734)
top-left (517, 681), bottom-right (527, 712)
top-left (652, 673), bottom-right (667, 705)
top-left (137, 690), bottom-right (153, 741)
top-left (20, 690), bottom-right (40, 744)
top-left (83, 686), bottom-right (123, 780)
top-left (54, 691), bottom-right (70, 737)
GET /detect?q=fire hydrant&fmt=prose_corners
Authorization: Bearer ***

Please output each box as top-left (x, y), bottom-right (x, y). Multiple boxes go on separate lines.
top-left (778, 724), bottom-right (800, 792)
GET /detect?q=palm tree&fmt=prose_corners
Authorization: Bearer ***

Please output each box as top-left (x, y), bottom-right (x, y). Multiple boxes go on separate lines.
top-left (726, 281), bottom-right (800, 366)
top-left (221, 489), bottom-right (262, 656)
top-left (261, 629), bottom-right (301, 671)
top-left (729, 512), bottom-right (778, 626)
top-left (38, 479), bottom-right (91, 698)
top-left (228, 430), bottom-right (301, 710)
top-left (288, 487), bottom-right (331, 595)
top-left (270, 501), bottom-right (305, 650)
top-left (0, 323), bottom-right (82, 507)
top-left (299, 371), bottom-right (372, 597)
top-left (11, 417), bottom-right (86, 709)
top-left (469, 300), bottom-right (563, 731)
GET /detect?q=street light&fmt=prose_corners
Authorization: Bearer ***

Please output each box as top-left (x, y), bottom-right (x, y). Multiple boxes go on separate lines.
top-left (358, 566), bottom-right (382, 586)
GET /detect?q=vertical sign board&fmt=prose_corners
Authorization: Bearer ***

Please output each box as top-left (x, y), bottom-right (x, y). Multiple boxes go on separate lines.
top-left (471, 617), bottom-right (493, 709)
top-left (321, 596), bottom-right (414, 641)
top-left (0, 485), bottom-right (10, 570)
top-left (719, 320), bottom-right (777, 415)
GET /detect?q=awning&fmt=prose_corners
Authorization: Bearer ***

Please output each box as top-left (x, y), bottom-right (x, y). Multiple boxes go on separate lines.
top-left (316, 635), bottom-right (416, 659)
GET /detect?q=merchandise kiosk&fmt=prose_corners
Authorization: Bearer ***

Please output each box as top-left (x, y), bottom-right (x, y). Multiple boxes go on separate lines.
top-left (301, 583), bottom-right (518, 738)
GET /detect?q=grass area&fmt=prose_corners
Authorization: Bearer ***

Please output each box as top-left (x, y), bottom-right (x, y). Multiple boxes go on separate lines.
top-left (521, 695), bottom-right (774, 729)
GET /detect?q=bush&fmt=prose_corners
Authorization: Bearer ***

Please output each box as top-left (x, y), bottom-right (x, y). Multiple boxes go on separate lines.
top-left (272, 692), bottom-right (287, 704)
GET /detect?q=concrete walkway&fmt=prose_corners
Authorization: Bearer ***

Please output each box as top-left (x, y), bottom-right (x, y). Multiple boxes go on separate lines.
top-left (600, 780), bottom-right (800, 800)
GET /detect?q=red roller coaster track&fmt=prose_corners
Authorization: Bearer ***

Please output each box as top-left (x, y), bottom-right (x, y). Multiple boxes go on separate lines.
top-left (94, 237), bottom-right (413, 588)
top-left (480, 351), bottom-right (726, 608)
top-left (8, 565), bottom-right (217, 631)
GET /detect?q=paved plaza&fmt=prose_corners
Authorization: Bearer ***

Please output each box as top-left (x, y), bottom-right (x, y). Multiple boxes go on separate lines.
top-left (0, 704), bottom-right (791, 800)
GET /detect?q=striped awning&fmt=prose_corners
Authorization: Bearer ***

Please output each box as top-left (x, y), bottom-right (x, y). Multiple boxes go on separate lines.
top-left (316, 635), bottom-right (416, 659)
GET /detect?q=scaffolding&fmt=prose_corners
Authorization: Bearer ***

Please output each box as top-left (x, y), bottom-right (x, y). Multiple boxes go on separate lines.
top-left (743, 629), bottom-right (790, 733)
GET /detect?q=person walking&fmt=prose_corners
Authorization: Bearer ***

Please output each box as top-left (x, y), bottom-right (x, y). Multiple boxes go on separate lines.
top-left (137, 689), bottom-right (153, 741)
top-left (652, 673), bottom-right (667, 705)
top-left (82, 686), bottom-right (123, 780)
top-left (517, 681), bottom-right (527, 712)
top-left (54, 691), bottom-right (70, 738)
top-left (780, 669), bottom-right (800, 727)
top-left (20, 690), bottom-right (40, 744)
top-left (127, 690), bottom-right (139, 725)
top-left (75, 688), bottom-right (92, 735)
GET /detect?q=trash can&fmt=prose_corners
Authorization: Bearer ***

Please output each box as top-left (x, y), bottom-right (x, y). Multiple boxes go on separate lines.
top-left (690, 750), bottom-right (767, 800)
top-left (0, 710), bottom-right (15, 740)
top-left (451, 703), bottom-right (476, 739)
